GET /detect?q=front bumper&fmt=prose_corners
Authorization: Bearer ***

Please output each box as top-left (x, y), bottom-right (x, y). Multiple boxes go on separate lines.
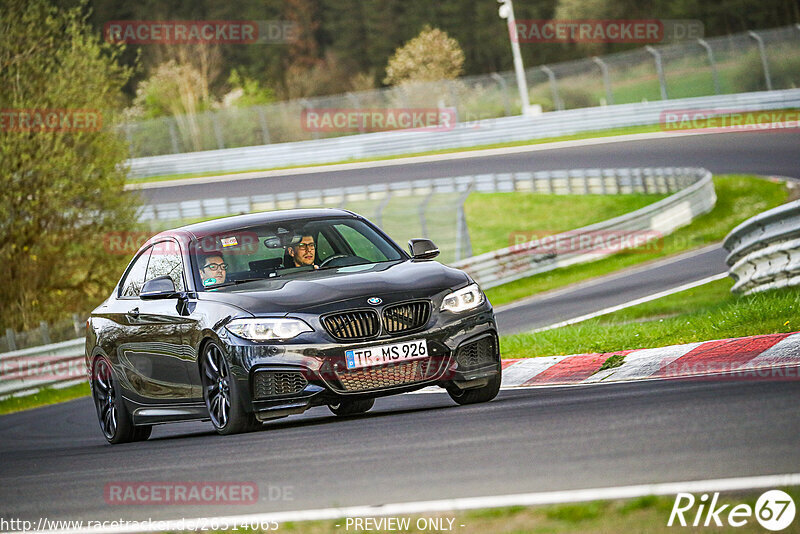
top-left (223, 309), bottom-right (500, 419)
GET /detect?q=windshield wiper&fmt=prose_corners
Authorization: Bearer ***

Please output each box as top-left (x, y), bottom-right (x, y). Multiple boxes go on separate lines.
top-left (208, 277), bottom-right (268, 288)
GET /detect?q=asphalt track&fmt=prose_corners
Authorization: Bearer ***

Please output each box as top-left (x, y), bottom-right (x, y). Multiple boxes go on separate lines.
top-left (495, 245), bottom-right (728, 334)
top-left (1, 374), bottom-right (799, 523)
top-left (135, 130), bottom-right (800, 204)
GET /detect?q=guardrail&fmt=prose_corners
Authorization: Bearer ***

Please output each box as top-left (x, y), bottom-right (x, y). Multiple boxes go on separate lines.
top-left (723, 198), bottom-right (800, 294)
top-left (126, 88), bottom-right (800, 178)
top-left (452, 168), bottom-right (715, 288)
top-left (0, 338), bottom-right (86, 399)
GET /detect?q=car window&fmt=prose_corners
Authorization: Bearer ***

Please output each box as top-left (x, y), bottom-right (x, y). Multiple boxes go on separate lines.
top-left (145, 240), bottom-right (185, 291)
top-left (315, 232), bottom-right (335, 262)
top-left (119, 247), bottom-right (152, 298)
top-left (334, 223), bottom-right (390, 262)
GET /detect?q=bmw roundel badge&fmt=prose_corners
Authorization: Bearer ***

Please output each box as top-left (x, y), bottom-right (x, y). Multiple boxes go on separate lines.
top-left (367, 297), bottom-right (382, 305)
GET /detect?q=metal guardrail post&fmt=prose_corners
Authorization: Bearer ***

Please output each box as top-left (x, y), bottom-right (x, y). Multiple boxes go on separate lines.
top-left (419, 190), bottom-right (434, 239)
top-left (539, 65), bottom-right (562, 111)
top-left (455, 185), bottom-right (473, 262)
top-left (5, 329), bottom-right (16, 352)
top-left (300, 99), bottom-right (320, 140)
top-left (447, 81), bottom-right (460, 123)
top-left (748, 31), bottom-right (773, 91)
top-left (592, 57), bottom-right (614, 105)
top-left (212, 113), bottom-right (225, 150)
top-left (490, 73), bottom-right (512, 116)
top-left (39, 321), bottom-right (51, 345)
top-left (346, 92), bottom-right (365, 133)
top-left (257, 107), bottom-right (271, 144)
top-left (374, 191), bottom-right (392, 228)
top-left (697, 39), bottom-right (721, 95)
top-left (72, 314), bottom-right (83, 337)
top-left (168, 120), bottom-right (180, 154)
top-left (646, 46), bottom-right (669, 100)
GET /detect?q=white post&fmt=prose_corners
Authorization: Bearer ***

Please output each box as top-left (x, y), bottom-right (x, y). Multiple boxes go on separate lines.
top-left (497, 0), bottom-right (541, 116)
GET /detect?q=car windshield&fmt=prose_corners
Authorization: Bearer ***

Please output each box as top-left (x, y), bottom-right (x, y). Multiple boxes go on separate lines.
top-left (190, 217), bottom-right (405, 289)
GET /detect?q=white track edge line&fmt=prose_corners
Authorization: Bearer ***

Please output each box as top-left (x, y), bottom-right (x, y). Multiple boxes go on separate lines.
top-left (529, 272), bottom-right (729, 333)
top-left (495, 243), bottom-right (723, 314)
top-left (30, 473), bottom-right (800, 534)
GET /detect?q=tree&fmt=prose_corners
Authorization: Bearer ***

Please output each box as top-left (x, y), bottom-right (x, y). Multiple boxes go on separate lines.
top-left (0, 0), bottom-right (140, 330)
top-left (384, 25), bottom-right (465, 86)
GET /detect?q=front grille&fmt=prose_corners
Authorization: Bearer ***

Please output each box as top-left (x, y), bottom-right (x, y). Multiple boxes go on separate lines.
top-left (336, 358), bottom-right (439, 392)
top-left (455, 336), bottom-right (497, 371)
top-left (323, 310), bottom-right (380, 340)
top-left (382, 301), bottom-right (430, 334)
top-left (253, 371), bottom-right (308, 399)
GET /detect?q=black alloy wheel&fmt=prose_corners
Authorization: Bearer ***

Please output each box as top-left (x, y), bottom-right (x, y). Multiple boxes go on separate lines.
top-left (201, 342), bottom-right (259, 435)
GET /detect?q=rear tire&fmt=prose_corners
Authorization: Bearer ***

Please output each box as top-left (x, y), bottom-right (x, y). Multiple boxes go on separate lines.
top-left (328, 398), bottom-right (375, 416)
top-left (92, 356), bottom-right (136, 444)
top-left (201, 342), bottom-right (260, 435)
top-left (447, 372), bottom-right (501, 405)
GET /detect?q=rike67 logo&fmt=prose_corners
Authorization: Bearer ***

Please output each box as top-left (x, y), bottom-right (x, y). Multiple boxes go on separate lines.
top-left (668, 490), bottom-right (796, 530)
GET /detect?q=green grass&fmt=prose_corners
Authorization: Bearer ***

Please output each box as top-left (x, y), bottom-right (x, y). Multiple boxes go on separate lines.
top-left (500, 278), bottom-right (799, 359)
top-left (0, 382), bottom-right (89, 415)
top-left (240, 487), bottom-right (800, 533)
top-left (465, 192), bottom-right (665, 256)
top-left (485, 175), bottom-right (791, 307)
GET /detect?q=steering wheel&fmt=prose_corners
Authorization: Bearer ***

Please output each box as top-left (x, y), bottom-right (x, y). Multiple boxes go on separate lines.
top-left (319, 254), bottom-right (351, 268)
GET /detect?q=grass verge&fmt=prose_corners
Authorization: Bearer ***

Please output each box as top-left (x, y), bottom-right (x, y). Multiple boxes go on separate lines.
top-left (465, 192), bottom-right (665, 255)
top-left (247, 486), bottom-right (800, 533)
top-left (485, 175), bottom-right (791, 307)
top-left (500, 278), bottom-right (799, 359)
top-left (0, 382), bottom-right (89, 416)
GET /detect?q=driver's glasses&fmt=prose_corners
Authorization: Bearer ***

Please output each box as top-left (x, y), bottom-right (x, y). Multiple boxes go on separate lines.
top-left (202, 263), bottom-right (228, 271)
top-left (296, 243), bottom-right (315, 252)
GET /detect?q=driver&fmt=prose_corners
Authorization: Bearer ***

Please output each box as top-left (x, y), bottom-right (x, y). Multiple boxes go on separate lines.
top-left (199, 254), bottom-right (228, 286)
top-left (287, 234), bottom-right (318, 268)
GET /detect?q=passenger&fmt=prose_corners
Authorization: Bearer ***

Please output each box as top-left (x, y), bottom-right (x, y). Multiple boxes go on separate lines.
top-left (199, 254), bottom-right (228, 286)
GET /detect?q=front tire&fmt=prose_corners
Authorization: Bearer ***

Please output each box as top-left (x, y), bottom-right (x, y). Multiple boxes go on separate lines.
top-left (201, 342), bottom-right (259, 435)
top-left (446, 372), bottom-right (501, 405)
top-left (328, 398), bottom-right (375, 416)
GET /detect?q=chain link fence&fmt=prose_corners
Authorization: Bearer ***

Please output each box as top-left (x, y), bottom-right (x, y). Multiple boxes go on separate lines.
top-left (123, 26), bottom-right (800, 158)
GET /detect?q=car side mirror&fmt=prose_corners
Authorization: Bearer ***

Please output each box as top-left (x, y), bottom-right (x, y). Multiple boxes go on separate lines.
top-left (408, 238), bottom-right (440, 260)
top-left (140, 275), bottom-right (178, 299)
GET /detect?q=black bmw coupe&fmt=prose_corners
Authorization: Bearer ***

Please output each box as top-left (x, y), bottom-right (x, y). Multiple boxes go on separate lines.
top-left (86, 209), bottom-right (501, 443)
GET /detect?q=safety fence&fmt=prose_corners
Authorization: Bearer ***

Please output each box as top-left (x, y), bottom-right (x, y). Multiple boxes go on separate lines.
top-left (723, 198), bottom-right (800, 294)
top-left (123, 25), bottom-right (800, 161)
top-left (126, 87), bottom-right (800, 178)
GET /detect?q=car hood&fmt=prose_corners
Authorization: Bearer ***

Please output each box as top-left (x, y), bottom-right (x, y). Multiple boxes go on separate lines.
top-left (198, 260), bottom-right (471, 315)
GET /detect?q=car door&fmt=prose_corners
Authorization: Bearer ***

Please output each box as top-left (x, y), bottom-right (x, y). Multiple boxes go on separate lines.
top-left (112, 239), bottom-right (196, 403)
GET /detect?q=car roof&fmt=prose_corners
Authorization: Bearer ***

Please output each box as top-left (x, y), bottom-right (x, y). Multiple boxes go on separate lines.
top-left (162, 208), bottom-right (360, 239)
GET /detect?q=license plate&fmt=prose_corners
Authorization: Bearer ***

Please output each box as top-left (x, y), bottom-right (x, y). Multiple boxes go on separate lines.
top-left (345, 339), bottom-right (428, 370)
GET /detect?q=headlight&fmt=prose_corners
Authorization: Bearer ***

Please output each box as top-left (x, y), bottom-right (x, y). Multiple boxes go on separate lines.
top-left (440, 283), bottom-right (484, 313)
top-left (225, 318), bottom-right (313, 341)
